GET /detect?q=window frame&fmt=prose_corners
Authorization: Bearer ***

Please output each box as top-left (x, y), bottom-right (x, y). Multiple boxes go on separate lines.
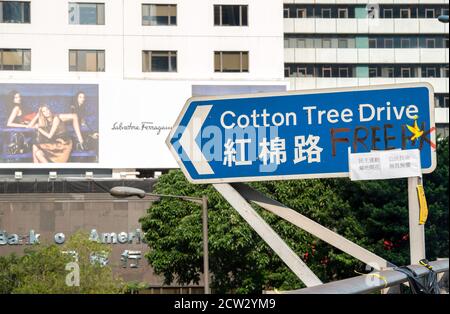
top-left (337, 8), bottom-right (348, 19)
top-left (68, 49), bottom-right (105, 72)
top-left (68, 2), bottom-right (105, 25)
top-left (142, 50), bottom-right (177, 73)
top-left (338, 67), bottom-right (350, 78)
top-left (296, 8), bottom-right (307, 18)
top-left (401, 67), bottom-right (412, 78)
top-left (425, 38), bottom-right (436, 48)
top-left (214, 4), bottom-right (248, 27)
top-left (141, 3), bottom-right (177, 26)
top-left (0, 48), bottom-right (31, 71)
top-left (400, 8), bottom-right (411, 19)
top-left (214, 51), bottom-right (249, 73)
top-left (321, 66), bottom-right (332, 78)
top-left (321, 8), bottom-right (332, 19)
top-left (383, 8), bottom-right (393, 19)
top-left (425, 8), bottom-right (435, 18)
top-left (0, 1), bottom-right (31, 23)
top-left (297, 67), bottom-right (308, 77)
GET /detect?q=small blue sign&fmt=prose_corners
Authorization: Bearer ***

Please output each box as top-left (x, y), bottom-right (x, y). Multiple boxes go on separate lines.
top-left (166, 84), bottom-right (436, 184)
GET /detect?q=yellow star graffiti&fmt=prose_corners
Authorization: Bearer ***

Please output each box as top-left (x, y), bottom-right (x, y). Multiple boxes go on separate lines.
top-left (406, 115), bottom-right (424, 141)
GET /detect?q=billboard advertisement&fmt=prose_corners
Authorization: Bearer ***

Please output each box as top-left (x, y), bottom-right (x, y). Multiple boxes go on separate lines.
top-left (0, 80), bottom-right (286, 169)
top-left (0, 84), bottom-right (99, 164)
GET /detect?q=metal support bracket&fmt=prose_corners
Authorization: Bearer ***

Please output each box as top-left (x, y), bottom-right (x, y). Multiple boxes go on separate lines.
top-left (213, 183), bottom-right (323, 287)
top-left (231, 183), bottom-right (393, 270)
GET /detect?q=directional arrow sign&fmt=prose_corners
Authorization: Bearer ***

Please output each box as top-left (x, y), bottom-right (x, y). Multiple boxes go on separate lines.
top-left (166, 83), bottom-right (436, 184)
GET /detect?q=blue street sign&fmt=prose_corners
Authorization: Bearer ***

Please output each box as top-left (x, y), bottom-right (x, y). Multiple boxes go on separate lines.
top-left (166, 83), bottom-right (436, 184)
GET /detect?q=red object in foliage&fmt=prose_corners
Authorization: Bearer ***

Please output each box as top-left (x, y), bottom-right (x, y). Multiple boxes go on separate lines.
top-left (383, 240), bottom-right (394, 250)
top-left (402, 234), bottom-right (409, 241)
top-left (303, 252), bottom-right (309, 261)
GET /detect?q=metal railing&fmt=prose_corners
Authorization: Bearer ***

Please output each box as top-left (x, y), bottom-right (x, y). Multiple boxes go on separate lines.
top-left (266, 259), bottom-right (449, 294)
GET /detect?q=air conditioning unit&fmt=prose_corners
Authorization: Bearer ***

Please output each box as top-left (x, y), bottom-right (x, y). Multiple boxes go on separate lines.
top-left (85, 171), bottom-right (94, 179)
top-left (14, 171), bottom-right (23, 180)
top-left (49, 171), bottom-right (58, 180)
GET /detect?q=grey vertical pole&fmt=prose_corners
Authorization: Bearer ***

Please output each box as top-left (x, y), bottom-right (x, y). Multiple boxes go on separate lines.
top-left (202, 196), bottom-right (210, 294)
top-left (408, 176), bottom-right (426, 264)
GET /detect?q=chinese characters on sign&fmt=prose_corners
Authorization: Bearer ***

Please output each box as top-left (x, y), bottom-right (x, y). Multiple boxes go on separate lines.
top-left (167, 84), bottom-right (436, 184)
top-left (349, 149), bottom-right (421, 181)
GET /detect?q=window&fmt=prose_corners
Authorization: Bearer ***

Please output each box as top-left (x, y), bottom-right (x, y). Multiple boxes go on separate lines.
top-left (383, 9), bottom-right (393, 18)
top-left (369, 67), bottom-right (378, 77)
top-left (142, 4), bottom-right (176, 26)
top-left (425, 9), bottom-right (435, 18)
top-left (401, 38), bottom-right (411, 48)
top-left (69, 3), bottom-right (105, 25)
top-left (321, 8), bottom-right (331, 18)
top-left (384, 38), bottom-right (394, 48)
top-left (338, 39), bottom-right (348, 48)
top-left (338, 67), bottom-right (349, 77)
top-left (322, 67), bottom-right (332, 77)
top-left (444, 96), bottom-right (450, 108)
top-left (400, 9), bottom-right (411, 18)
top-left (214, 51), bottom-right (249, 73)
top-left (369, 39), bottom-right (377, 48)
top-left (425, 67), bottom-right (437, 77)
top-left (436, 123), bottom-right (449, 138)
top-left (445, 38), bottom-right (449, 48)
top-left (297, 39), bottom-right (306, 48)
top-left (426, 38), bottom-right (435, 48)
top-left (382, 67), bottom-right (394, 77)
top-left (322, 39), bottom-right (331, 48)
top-left (338, 8), bottom-right (348, 18)
top-left (297, 67), bottom-right (307, 77)
top-left (283, 8), bottom-right (289, 18)
top-left (0, 48), bottom-right (31, 70)
top-left (142, 51), bottom-right (177, 72)
top-left (443, 66), bottom-right (449, 78)
top-left (284, 67), bottom-right (290, 77)
top-left (0, 1), bottom-right (30, 23)
top-left (214, 5), bottom-right (248, 26)
top-left (401, 67), bottom-right (411, 78)
top-left (69, 49), bottom-right (105, 72)
top-left (297, 8), bottom-right (306, 18)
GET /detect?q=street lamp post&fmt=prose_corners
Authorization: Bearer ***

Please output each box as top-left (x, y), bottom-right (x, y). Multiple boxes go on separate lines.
top-left (437, 15), bottom-right (449, 23)
top-left (110, 186), bottom-right (210, 294)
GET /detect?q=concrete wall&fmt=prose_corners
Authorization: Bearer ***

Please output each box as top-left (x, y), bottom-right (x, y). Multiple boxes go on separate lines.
top-left (0, 193), bottom-right (199, 288)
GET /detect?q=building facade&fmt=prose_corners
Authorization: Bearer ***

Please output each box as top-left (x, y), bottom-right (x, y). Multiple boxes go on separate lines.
top-left (0, 0), bottom-right (286, 178)
top-left (0, 0), bottom-right (448, 177)
top-left (284, 0), bottom-right (449, 137)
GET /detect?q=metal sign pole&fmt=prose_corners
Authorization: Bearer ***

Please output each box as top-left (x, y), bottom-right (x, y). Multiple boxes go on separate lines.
top-left (408, 176), bottom-right (426, 264)
top-left (202, 195), bottom-right (210, 294)
top-left (213, 183), bottom-right (323, 287)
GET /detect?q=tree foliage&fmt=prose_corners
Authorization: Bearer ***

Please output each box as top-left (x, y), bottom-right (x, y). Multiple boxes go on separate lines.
top-left (140, 137), bottom-right (449, 293)
top-left (0, 231), bottom-right (124, 294)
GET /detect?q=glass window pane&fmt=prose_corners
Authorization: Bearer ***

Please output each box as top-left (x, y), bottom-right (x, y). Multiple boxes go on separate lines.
top-left (214, 5), bottom-right (220, 25)
top-left (3, 50), bottom-right (22, 65)
top-left (221, 5), bottom-right (240, 26)
top-left (97, 4), bottom-right (105, 24)
top-left (214, 52), bottom-right (221, 72)
top-left (79, 4), bottom-right (98, 24)
top-left (97, 51), bottom-right (105, 71)
top-left (2, 1), bottom-right (30, 23)
top-left (241, 6), bottom-right (248, 26)
top-left (85, 51), bottom-right (97, 71)
top-left (241, 52), bottom-right (249, 72)
top-left (222, 52), bottom-right (241, 71)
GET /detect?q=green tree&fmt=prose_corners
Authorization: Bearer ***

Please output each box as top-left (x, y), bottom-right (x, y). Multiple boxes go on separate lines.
top-left (140, 171), bottom-right (365, 293)
top-left (0, 231), bottom-right (124, 294)
top-left (140, 137), bottom-right (448, 293)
